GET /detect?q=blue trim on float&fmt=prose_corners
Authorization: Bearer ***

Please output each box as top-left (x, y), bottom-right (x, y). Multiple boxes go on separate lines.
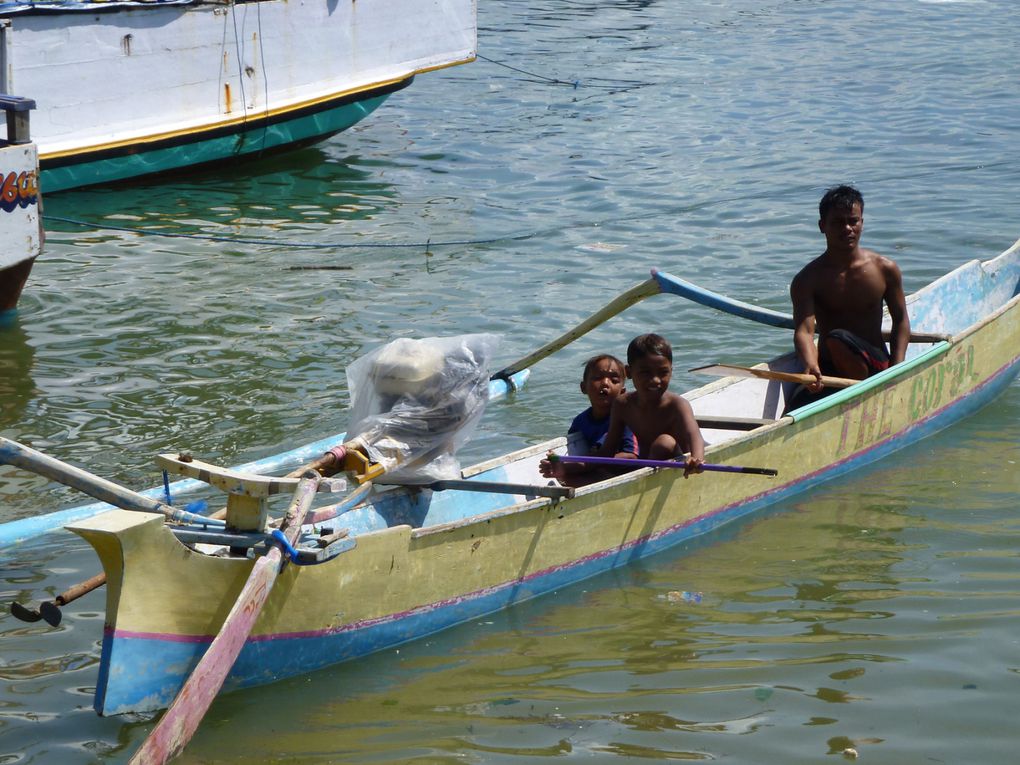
top-left (651, 268), bottom-right (795, 328)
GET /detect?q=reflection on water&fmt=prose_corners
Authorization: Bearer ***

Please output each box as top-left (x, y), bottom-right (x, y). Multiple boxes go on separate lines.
top-left (43, 143), bottom-right (403, 243)
top-left (147, 411), bottom-right (1019, 764)
top-left (0, 319), bottom-right (35, 428)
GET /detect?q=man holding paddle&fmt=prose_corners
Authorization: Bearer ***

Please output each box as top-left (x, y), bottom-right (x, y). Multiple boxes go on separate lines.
top-left (787, 185), bottom-right (910, 410)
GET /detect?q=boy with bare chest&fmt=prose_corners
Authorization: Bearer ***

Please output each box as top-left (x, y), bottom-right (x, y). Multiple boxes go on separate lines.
top-left (598, 333), bottom-right (704, 477)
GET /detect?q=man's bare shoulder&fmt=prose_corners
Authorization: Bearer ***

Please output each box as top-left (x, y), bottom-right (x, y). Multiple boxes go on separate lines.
top-left (791, 254), bottom-right (828, 297)
top-left (857, 248), bottom-right (903, 281)
top-left (792, 252), bottom-right (831, 282)
top-left (874, 250), bottom-right (902, 275)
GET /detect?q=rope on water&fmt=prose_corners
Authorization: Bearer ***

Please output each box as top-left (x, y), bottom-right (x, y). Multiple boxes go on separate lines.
top-left (43, 214), bottom-right (537, 251)
top-left (477, 54), bottom-right (580, 88)
top-left (476, 54), bottom-right (653, 91)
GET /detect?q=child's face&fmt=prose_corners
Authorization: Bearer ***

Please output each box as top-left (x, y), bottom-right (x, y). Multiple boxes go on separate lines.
top-left (580, 359), bottom-right (626, 413)
top-left (626, 354), bottom-right (672, 401)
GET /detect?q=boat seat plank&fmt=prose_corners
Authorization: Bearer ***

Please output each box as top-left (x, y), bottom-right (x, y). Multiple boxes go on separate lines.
top-left (695, 415), bottom-right (773, 430)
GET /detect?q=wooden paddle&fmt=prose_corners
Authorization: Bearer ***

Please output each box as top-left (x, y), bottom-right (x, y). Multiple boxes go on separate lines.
top-left (127, 470), bottom-right (324, 765)
top-left (690, 363), bottom-right (859, 389)
top-left (550, 454), bottom-right (778, 476)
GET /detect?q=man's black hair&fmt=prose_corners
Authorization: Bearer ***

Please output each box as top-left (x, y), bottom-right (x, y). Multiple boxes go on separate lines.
top-left (819, 185), bottom-right (864, 221)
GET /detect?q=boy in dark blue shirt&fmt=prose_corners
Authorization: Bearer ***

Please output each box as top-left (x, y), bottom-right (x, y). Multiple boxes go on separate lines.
top-left (540, 354), bottom-right (637, 483)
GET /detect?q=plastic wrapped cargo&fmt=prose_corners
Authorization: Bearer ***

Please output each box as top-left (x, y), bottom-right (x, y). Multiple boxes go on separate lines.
top-left (344, 334), bottom-right (500, 483)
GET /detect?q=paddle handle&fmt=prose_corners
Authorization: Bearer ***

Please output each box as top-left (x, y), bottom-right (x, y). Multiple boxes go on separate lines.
top-left (747, 368), bottom-right (858, 389)
top-left (689, 364), bottom-right (858, 389)
top-left (552, 454), bottom-right (777, 477)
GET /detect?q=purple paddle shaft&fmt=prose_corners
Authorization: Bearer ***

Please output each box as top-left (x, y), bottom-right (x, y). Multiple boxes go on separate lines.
top-left (553, 454), bottom-right (777, 477)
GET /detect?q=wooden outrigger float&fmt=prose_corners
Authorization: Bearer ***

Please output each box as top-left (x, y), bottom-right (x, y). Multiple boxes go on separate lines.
top-left (2, 237), bottom-right (1018, 763)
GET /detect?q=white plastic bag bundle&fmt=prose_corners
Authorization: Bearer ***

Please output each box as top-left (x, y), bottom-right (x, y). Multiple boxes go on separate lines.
top-left (344, 333), bottom-right (500, 483)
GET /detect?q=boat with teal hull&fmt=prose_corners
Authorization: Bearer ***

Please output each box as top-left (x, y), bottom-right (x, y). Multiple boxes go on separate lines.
top-left (0, 0), bottom-right (476, 191)
top-left (39, 86), bottom-right (402, 192)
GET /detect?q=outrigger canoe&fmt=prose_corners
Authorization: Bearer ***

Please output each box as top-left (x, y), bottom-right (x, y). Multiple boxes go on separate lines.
top-left (2, 238), bottom-right (1019, 742)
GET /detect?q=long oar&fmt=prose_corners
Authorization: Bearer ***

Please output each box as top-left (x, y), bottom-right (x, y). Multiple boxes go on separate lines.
top-left (9, 572), bottom-right (107, 627)
top-left (690, 363), bottom-right (858, 389)
top-left (549, 454), bottom-right (777, 476)
top-left (0, 437), bottom-right (224, 527)
top-left (127, 470), bottom-right (325, 765)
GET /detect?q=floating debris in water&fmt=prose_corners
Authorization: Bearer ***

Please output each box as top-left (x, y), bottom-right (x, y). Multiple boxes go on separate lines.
top-left (754, 687), bottom-right (773, 702)
top-left (665, 590), bottom-right (703, 604)
top-left (842, 747), bottom-right (859, 759)
top-left (577, 241), bottom-right (625, 253)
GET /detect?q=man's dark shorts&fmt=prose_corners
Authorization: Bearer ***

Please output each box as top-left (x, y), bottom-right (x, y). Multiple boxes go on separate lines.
top-left (818, 329), bottom-right (890, 377)
top-left (784, 330), bottom-right (890, 413)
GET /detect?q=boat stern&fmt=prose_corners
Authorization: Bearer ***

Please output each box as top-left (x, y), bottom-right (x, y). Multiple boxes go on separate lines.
top-left (67, 509), bottom-right (254, 716)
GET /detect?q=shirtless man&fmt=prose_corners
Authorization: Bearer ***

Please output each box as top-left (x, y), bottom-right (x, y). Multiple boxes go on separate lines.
top-left (788, 185), bottom-right (910, 408)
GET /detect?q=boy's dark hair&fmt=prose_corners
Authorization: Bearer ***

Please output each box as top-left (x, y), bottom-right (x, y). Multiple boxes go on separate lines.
top-left (627, 333), bottom-right (672, 364)
top-left (581, 354), bottom-right (625, 382)
top-left (819, 185), bottom-right (864, 221)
